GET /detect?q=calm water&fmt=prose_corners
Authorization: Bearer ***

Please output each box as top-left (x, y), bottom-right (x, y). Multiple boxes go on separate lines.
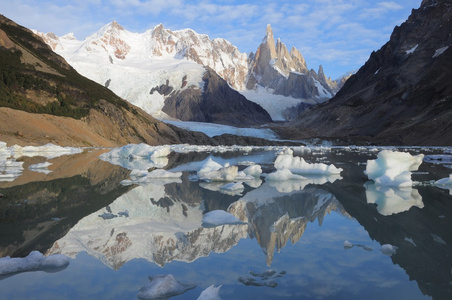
top-left (0, 146), bottom-right (451, 299)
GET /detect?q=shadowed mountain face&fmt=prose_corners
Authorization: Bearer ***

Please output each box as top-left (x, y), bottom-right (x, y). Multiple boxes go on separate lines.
top-left (161, 68), bottom-right (272, 126)
top-left (284, 0), bottom-right (452, 146)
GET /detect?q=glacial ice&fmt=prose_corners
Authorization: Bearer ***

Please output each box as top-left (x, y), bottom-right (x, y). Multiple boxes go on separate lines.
top-left (197, 284), bottom-right (222, 300)
top-left (202, 210), bottom-right (246, 227)
top-left (274, 148), bottom-right (343, 175)
top-left (0, 251), bottom-right (69, 276)
top-left (137, 274), bottom-right (196, 300)
top-left (365, 150), bottom-right (424, 187)
top-left (365, 183), bottom-right (424, 215)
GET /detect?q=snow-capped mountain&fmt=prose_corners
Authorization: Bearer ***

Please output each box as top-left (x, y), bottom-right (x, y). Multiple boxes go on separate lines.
top-left (35, 22), bottom-right (343, 123)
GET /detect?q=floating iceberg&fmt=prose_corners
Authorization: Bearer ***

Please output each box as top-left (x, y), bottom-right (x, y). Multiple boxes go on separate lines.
top-left (137, 274), bottom-right (196, 300)
top-left (99, 144), bottom-right (170, 170)
top-left (365, 183), bottom-right (424, 215)
top-left (0, 251), bottom-right (69, 276)
top-left (197, 285), bottom-right (222, 300)
top-left (274, 148), bottom-right (343, 175)
top-left (197, 159), bottom-right (258, 182)
top-left (10, 143), bottom-right (82, 159)
top-left (202, 210), bottom-right (247, 228)
top-left (435, 175), bottom-right (452, 195)
top-left (365, 150), bottom-right (424, 187)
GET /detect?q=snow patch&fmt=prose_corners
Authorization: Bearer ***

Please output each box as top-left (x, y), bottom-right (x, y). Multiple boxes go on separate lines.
top-left (405, 44), bottom-right (418, 54)
top-left (432, 46), bottom-right (449, 58)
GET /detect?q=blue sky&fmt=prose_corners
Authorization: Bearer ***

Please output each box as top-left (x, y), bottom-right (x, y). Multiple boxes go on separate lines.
top-left (2, 0), bottom-right (420, 79)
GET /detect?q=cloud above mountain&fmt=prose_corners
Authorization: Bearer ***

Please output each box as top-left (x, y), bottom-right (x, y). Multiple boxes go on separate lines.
top-left (3, 0), bottom-right (419, 78)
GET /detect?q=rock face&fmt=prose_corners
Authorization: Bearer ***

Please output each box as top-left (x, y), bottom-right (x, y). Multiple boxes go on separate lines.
top-left (247, 25), bottom-right (341, 101)
top-left (0, 15), bottom-right (213, 147)
top-left (161, 68), bottom-right (272, 125)
top-left (285, 0), bottom-right (452, 146)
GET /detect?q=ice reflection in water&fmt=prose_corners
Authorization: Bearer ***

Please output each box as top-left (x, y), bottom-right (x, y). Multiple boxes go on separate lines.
top-left (0, 146), bottom-right (451, 299)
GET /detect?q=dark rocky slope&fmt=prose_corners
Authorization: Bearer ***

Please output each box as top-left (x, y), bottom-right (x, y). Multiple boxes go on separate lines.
top-left (282, 0), bottom-right (452, 146)
top-left (160, 68), bottom-right (272, 126)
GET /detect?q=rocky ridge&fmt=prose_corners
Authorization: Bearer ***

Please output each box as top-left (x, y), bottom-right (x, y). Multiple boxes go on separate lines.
top-left (282, 0), bottom-right (452, 145)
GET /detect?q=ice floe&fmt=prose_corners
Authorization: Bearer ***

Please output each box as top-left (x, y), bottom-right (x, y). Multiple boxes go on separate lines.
top-left (238, 269), bottom-right (285, 288)
top-left (137, 274), bottom-right (196, 300)
top-left (343, 240), bottom-right (373, 251)
top-left (265, 169), bottom-right (307, 181)
top-left (99, 143), bottom-right (170, 170)
top-left (202, 210), bottom-right (247, 228)
top-left (365, 183), bottom-right (424, 215)
top-left (365, 150), bottom-right (424, 187)
top-left (274, 148), bottom-right (343, 175)
top-left (0, 251), bottom-right (69, 276)
top-left (197, 284), bottom-right (222, 300)
top-left (197, 158), bottom-right (258, 182)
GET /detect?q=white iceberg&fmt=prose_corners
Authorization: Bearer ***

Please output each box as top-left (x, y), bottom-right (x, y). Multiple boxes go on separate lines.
top-left (365, 183), bottom-right (424, 215)
top-left (365, 150), bottom-right (424, 187)
top-left (242, 165), bottom-right (262, 178)
top-left (137, 274), bottom-right (196, 300)
top-left (274, 148), bottom-right (343, 175)
top-left (10, 143), bottom-right (82, 159)
top-left (197, 284), bottom-right (222, 300)
top-left (202, 210), bottom-right (247, 228)
top-left (0, 251), bottom-right (69, 276)
top-left (198, 159), bottom-right (253, 182)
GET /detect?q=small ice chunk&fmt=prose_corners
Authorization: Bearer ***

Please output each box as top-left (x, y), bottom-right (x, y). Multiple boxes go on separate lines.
top-left (28, 162), bottom-right (52, 174)
top-left (197, 284), bottom-right (222, 300)
top-left (0, 251), bottom-right (69, 276)
top-left (274, 148), bottom-right (342, 175)
top-left (380, 244), bottom-right (398, 256)
top-left (202, 210), bottom-right (246, 228)
top-left (365, 150), bottom-right (424, 187)
top-left (98, 212), bottom-right (118, 219)
top-left (243, 165), bottom-right (262, 178)
top-left (137, 274), bottom-right (196, 300)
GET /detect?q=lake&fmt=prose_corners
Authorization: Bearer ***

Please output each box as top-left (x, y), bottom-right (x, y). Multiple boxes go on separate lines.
top-left (0, 145), bottom-right (451, 299)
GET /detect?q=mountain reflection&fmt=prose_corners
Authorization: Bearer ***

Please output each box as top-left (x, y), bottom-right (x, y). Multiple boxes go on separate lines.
top-left (47, 173), bottom-right (348, 269)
